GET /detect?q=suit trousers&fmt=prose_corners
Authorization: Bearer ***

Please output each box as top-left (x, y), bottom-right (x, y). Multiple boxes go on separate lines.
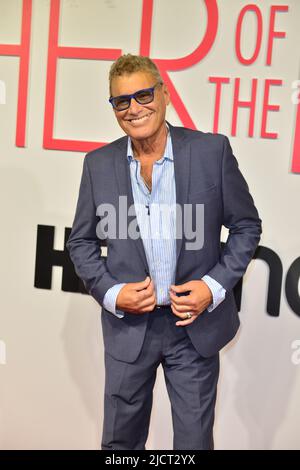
top-left (101, 306), bottom-right (220, 450)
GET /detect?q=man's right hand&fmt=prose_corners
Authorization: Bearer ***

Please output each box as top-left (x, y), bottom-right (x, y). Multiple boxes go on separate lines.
top-left (116, 276), bottom-right (156, 314)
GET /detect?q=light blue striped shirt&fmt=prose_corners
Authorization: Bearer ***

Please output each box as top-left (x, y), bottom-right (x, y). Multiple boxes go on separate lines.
top-left (103, 127), bottom-right (226, 317)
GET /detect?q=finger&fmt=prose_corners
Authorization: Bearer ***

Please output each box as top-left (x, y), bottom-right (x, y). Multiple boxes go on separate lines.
top-left (145, 279), bottom-right (155, 293)
top-left (170, 302), bottom-right (192, 313)
top-left (175, 317), bottom-right (196, 326)
top-left (141, 302), bottom-right (156, 313)
top-left (141, 280), bottom-right (156, 298)
top-left (136, 288), bottom-right (153, 303)
top-left (170, 282), bottom-right (192, 294)
top-left (135, 279), bottom-right (154, 299)
top-left (138, 295), bottom-right (156, 310)
top-left (170, 304), bottom-right (194, 320)
top-left (135, 276), bottom-right (151, 291)
top-left (169, 290), bottom-right (192, 307)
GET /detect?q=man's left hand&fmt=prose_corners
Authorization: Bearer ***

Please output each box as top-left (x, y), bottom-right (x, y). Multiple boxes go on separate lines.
top-left (169, 280), bottom-right (213, 326)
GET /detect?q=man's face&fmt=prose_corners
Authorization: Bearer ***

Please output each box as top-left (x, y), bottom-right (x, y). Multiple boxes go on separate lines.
top-left (110, 71), bottom-right (170, 141)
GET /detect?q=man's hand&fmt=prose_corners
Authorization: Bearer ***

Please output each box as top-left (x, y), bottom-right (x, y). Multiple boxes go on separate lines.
top-left (169, 280), bottom-right (213, 326)
top-left (116, 276), bottom-right (156, 314)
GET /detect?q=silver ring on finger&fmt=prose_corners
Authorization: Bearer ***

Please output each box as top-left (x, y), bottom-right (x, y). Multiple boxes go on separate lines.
top-left (185, 312), bottom-right (192, 319)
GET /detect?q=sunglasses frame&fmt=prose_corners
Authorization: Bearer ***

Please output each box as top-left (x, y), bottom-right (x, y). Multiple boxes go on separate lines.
top-left (109, 82), bottom-right (162, 111)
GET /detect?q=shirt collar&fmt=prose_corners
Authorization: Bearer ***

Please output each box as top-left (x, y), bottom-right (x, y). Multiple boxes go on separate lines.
top-left (126, 123), bottom-right (173, 163)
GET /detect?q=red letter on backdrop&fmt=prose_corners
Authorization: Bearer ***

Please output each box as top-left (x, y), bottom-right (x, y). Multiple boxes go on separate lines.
top-left (0, 0), bottom-right (32, 147)
top-left (235, 4), bottom-right (263, 65)
top-left (141, 0), bottom-right (218, 130)
top-left (266, 5), bottom-right (288, 66)
top-left (231, 78), bottom-right (258, 137)
top-left (261, 79), bottom-right (282, 139)
top-left (291, 88), bottom-right (300, 173)
top-left (43, 0), bottom-right (121, 152)
top-left (209, 77), bottom-right (230, 133)
top-left (44, 0), bottom-right (219, 152)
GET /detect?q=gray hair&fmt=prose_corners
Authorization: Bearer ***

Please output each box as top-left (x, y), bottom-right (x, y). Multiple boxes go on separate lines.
top-left (109, 54), bottom-right (163, 95)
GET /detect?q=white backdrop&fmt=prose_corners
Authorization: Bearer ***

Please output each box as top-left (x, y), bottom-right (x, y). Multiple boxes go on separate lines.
top-left (0, 0), bottom-right (299, 450)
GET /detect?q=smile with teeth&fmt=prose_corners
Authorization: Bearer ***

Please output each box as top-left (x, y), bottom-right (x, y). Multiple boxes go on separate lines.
top-left (128, 113), bottom-right (153, 123)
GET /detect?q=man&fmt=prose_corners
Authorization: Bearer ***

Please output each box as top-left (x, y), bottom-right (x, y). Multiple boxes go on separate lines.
top-left (67, 54), bottom-right (261, 450)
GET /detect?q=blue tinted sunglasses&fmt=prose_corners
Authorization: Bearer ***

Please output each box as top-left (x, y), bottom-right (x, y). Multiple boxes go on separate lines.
top-left (109, 82), bottom-right (162, 111)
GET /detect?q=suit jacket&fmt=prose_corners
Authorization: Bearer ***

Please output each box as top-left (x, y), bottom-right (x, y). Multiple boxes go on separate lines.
top-left (67, 123), bottom-right (262, 363)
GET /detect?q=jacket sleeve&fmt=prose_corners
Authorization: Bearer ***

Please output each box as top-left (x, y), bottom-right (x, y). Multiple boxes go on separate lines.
top-left (206, 136), bottom-right (262, 291)
top-left (66, 155), bottom-right (120, 306)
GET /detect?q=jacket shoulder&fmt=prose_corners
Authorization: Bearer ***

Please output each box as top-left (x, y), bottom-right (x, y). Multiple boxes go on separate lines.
top-left (169, 126), bottom-right (229, 162)
top-left (84, 135), bottom-right (127, 168)
top-left (178, 126), bottom-right (228, 148)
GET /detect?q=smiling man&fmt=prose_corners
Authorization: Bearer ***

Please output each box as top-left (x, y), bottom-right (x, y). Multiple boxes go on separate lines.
top-left (67, 54), bottom-right (262, 450)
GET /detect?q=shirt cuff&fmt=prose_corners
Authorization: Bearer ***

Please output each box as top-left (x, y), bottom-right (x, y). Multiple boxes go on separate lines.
top-left (202, 275), bottom-right (226, 312)
top-left (103, 283), bottom-right (126, 318)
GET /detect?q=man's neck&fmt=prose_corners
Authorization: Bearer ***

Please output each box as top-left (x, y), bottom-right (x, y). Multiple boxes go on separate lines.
top-left (131, 123), bottom-right (168, 160)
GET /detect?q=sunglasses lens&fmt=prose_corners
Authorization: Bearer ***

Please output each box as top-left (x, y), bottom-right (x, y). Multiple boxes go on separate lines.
top-left (135, 90), bottom-right (154, 104)
top-left (113, 96), bottom-right (130, 111)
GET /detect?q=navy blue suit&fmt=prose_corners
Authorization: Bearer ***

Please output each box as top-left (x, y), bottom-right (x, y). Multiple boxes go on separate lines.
top-left (67, 124), bottom-right (261, 449)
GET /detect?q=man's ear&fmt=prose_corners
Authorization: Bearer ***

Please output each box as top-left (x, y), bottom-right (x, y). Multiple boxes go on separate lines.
top-left (162, 83), bottom-right (171, 105)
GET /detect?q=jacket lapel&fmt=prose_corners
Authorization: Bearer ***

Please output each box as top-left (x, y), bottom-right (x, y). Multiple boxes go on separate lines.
top-left (168, 123), bottom-right (191, 267)
top-left (114, 137), bottom-right (150, 272)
